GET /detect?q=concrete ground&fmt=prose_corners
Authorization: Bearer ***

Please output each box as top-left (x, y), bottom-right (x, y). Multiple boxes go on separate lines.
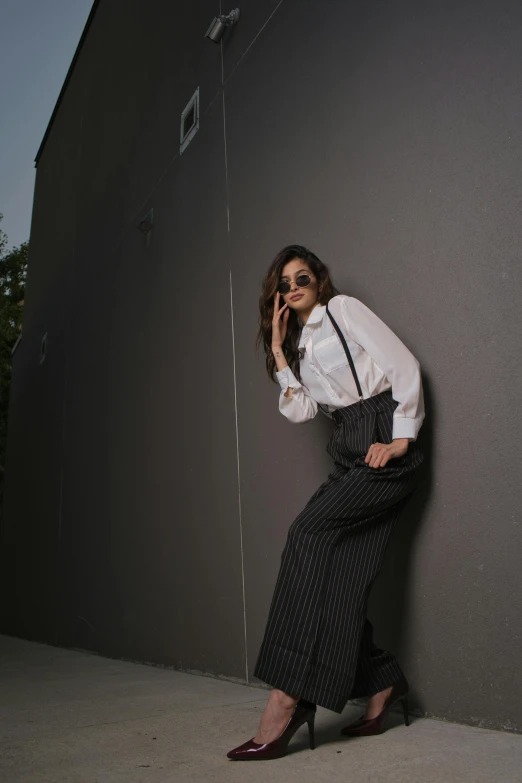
top-left (0, 635), bottom-right (521, 783)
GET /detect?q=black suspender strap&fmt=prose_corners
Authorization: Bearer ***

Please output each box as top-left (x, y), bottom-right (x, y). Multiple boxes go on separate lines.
top-left (326, 302), bottom-right (364, 401)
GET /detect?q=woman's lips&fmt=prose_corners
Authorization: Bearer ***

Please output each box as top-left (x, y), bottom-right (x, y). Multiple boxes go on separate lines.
top-left (290, 294), bottom-right (304, 301)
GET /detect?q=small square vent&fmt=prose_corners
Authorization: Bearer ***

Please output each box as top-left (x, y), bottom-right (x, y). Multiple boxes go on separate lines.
top-left (40, 332), bottom-right (47, 365)
top-left (180, 87), bottom-right (200, 154)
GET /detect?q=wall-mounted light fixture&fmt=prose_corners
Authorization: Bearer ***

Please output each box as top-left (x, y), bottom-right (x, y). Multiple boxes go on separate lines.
top-left (205, 8), bottom-right (241, 42)
top-left (137, 208), bottom-right (154, 234)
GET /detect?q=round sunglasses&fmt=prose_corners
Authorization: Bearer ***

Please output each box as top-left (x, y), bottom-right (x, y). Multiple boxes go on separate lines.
top-left (277, 273), bottom-right (313, 296)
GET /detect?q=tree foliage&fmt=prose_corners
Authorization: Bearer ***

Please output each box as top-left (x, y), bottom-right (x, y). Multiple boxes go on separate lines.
top-left (0, 214), bottom-right (28, 481)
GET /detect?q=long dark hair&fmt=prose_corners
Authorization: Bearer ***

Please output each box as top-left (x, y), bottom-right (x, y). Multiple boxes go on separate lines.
top-left (256, 244), bottom-right (341, 383)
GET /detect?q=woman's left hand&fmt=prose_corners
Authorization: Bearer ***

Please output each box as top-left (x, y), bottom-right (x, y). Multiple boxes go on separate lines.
top-left (365, 438), bottom-right (409, 469)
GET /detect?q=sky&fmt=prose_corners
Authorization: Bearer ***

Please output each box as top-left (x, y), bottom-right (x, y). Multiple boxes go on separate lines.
top-left (0, 0), bottom-right (93, 250)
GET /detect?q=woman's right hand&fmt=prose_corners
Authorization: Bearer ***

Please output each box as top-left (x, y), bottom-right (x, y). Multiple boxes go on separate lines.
top-left (272, 291), bottom-right (290, 348)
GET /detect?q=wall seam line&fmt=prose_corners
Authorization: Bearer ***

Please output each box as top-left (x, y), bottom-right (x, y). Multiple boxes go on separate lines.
top-left (223, 0), bottom-right (286, 87)
top-left (221, 30), bottom-right (249, 685)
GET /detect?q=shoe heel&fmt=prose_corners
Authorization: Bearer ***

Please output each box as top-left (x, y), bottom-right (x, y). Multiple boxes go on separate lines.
top-left (400, 696), bottom-right (410, 727)
top-left (307, 713), bottom-right (316, 750)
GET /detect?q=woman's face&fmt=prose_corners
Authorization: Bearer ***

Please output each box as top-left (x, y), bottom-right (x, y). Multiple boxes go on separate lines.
top-left (278, 258), bottom-right (320, 314)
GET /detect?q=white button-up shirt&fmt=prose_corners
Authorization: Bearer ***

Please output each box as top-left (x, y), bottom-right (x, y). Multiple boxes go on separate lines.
top-left (275, 294), bottom-right (425, 441)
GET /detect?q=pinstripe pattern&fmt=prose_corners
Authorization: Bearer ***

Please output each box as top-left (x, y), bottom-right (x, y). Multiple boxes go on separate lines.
top-left (253, 390), bottom-right (424, 714)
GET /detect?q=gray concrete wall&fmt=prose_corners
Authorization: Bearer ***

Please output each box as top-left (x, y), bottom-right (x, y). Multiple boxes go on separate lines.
top-left (1, 0), bottom-right (520, 732)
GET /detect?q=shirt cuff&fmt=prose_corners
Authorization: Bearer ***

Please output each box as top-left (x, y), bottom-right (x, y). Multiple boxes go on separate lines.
top-left (392, 416), bottom-right (418, 441)
top-left (275, 366), bottom-right (302, 392)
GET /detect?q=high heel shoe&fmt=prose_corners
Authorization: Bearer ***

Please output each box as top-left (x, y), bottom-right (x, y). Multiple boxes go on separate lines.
top-left (340, 677), bottom-right (410, 737)
top-left (227, 701), bottom-right (316, 760)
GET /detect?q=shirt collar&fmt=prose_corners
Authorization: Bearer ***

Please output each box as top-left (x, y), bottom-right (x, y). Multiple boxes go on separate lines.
top-left (298, 303), bottom-right (326, 328)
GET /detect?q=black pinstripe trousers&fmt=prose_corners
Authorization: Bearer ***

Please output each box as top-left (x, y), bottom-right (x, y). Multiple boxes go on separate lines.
top-left (253, 390), bottom-right (425, 714)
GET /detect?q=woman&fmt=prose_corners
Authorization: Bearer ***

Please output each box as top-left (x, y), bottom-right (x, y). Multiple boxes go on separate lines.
top-left (227, 245), bottom-right (425, 761)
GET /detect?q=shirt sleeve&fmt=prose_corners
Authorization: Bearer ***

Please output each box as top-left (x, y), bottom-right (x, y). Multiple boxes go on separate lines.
top-left (275, 366), bottom-right (319, 423)
top-left (337, 296), bottom-right (425, 441)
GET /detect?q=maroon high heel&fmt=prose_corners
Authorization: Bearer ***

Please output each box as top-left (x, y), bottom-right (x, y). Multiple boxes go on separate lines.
top-left (340, 677), bottom-right (410, 737)
top-left (227, 701), bottom-right (316, 760)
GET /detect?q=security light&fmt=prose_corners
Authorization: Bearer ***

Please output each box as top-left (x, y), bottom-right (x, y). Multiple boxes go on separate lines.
top-left (205, 8), bottom-right (241, 42)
